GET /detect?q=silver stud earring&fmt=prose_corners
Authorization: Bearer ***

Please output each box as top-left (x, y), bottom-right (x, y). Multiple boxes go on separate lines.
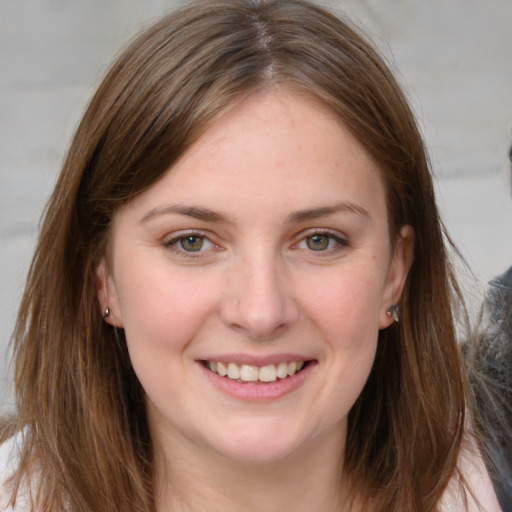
top-left (386, 305), bottom-right (399, 323)
top-left (103, 308), bottom-right (110, 318)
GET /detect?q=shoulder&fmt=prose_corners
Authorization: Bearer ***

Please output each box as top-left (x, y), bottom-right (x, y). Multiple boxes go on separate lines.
top-left (440, 438), bottom-right (502, 512)
top-left (475, 266), bottom-right (512, 415)
top-left (471, 266), bottom-right (512, 511)
top-left (0, 433), bottom-right (34, 512)
top-left (0, 433), bottom-right (20, 508)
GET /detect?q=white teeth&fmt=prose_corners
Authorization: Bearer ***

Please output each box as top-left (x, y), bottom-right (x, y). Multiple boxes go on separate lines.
top-left (206, 360), bottom-right (307, 383)
top-left (276, 362), bottom-right (288, 379)
top-left (217, 362), bottom-right (227, 377)
top-left (287, 362), bottom-right (297, 376)
top-left (240, 365), bottom-right (259, 382)
top-left (259, 365), bottom-right (277, 383)
top-left (227, 363), bottom-right (240, 380)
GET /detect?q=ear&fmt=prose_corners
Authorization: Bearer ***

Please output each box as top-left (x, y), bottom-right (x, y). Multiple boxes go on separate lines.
top-left (95, 257), bottom-right (124, 328)
top-left (379, 225), bottom-right (415, 329)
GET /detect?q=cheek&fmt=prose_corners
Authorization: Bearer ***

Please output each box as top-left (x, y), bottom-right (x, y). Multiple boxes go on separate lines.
top-left (114, 264), bottom-right (222, 410)
top-left (300, 265), bottom-right (384, 339)
top-left (298, 266), bottom-right (382, 392)
top-left (114, 260), bottom-right (219, 354)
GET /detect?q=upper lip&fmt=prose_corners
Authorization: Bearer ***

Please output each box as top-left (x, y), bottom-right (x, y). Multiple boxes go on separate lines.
top-left (197, 354), bottom-right (315, 366)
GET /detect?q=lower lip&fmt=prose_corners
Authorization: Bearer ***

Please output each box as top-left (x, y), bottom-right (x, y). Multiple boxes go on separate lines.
top-left (198, 362), bottom-right (316, 401)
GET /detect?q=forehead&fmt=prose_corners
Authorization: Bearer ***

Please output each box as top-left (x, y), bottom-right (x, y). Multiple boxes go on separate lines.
top-left (122, 89), bottom-right (387, 225)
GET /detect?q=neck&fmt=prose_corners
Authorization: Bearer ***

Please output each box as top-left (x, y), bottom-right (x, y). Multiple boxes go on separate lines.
top-left (153, 429), bottom-right (356, 512)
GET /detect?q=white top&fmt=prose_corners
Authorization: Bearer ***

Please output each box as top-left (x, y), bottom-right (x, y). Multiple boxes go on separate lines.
top-left (0, 433), bottom-right (502, 512)
top-left (440, 440), bottom-right (503, 512)
top-left (0, 433), bottom-right (34, 511)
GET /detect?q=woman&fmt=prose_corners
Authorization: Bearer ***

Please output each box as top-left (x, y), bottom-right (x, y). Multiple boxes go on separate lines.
top-left (0, 0), bottom-right (485, 510)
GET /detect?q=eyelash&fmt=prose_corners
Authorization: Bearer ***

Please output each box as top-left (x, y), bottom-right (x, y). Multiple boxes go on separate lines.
top-left (294, 229), bottom-right (349, 254)
top-left (163, 231), bottom-right (219, 258)
top-left (162, 229), bottom-right (349, 258)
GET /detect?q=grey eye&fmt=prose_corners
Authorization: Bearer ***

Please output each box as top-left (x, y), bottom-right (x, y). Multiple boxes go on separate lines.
top-left (306, 234), bottom-right (331, 251)
top-left (179, 235), bottom-right (204, 252)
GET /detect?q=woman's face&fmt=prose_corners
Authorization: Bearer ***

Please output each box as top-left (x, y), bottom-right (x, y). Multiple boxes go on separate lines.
top-left (98, 90), bottom-right (413, 465)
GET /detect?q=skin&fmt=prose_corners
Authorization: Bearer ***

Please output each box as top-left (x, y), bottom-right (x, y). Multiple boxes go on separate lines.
top-left (96, 89), bottom-right (414, 511)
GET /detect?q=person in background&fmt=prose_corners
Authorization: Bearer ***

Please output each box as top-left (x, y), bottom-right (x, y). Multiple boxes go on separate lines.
top-left (466, 145), bottom-right (512, 511)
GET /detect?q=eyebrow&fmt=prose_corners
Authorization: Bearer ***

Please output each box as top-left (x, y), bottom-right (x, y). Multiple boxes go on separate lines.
top-left (286, 202), bottom-right (370, 223)
top-left (140, 201), bottom-right (369, 224)
top-left (140, 205), bottom-right (230, 224)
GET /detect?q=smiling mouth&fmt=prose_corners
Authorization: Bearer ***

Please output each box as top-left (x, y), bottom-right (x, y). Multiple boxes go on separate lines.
top-left (202, 360), bottom-right (309, 384)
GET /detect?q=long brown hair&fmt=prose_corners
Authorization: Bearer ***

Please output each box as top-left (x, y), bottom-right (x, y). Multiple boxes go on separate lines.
top-left (7, 1), bottom-right (465, 510)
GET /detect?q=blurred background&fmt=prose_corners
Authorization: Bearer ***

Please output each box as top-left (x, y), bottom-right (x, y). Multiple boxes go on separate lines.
top-left (1, 0), bottom-right (512, 411)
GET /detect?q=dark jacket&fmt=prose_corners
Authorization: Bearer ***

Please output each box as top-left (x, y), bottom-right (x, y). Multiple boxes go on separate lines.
top-left (470, 267), bottom-right (512, 511)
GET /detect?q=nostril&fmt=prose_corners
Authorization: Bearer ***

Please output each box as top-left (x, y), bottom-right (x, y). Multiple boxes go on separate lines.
top-left (218, 269), bottom-right (300, 340)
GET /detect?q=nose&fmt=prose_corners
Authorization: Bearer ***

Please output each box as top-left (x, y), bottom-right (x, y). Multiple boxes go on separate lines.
top-left (219, 253), bottom-right (299, 341)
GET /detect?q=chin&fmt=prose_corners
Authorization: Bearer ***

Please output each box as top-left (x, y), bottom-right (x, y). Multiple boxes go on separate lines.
top-left (215, 441), bottom-right (300, 465)
top-left (204, 421), bottom-right (313, 465)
